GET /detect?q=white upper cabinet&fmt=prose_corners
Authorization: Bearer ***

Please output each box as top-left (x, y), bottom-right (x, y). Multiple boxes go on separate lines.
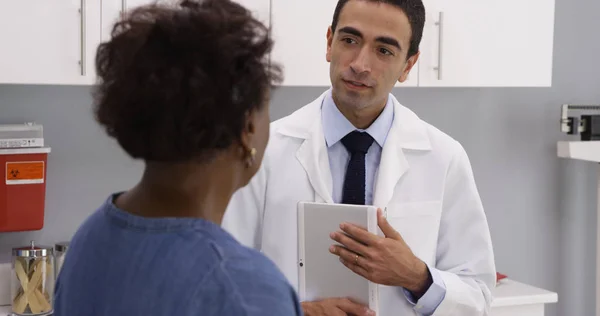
top-left (235, 0), bottom-right (270, 27)
top-left (271, 0), bottom-right (555, 87)
top-left (270, 0), bottom-right (418, 87)
top-left (418, 0), bottom-right (555, 87)
top-left (102, 0), bottom-right (271, 43)
top-left (270, 0), bottom-right (337, 87)
top-left (0, 0), bottom-right (555, 87)
top-left (101, 0), bottom-right (155, 42)
top-left (0, 0), bottom-right (101, 85)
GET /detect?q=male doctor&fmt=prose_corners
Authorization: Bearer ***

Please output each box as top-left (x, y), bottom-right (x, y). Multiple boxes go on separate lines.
top-left (222, 0), bottom-right (496, 315)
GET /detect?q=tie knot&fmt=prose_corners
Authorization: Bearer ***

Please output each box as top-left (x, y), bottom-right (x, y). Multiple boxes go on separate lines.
top-left (341, 131), bottom-right (375, 154)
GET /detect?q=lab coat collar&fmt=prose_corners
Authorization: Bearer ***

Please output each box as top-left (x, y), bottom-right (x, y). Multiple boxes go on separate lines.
top-left (277, 88), bottom-right (431, 151)
top-left (275, 88), bottom-right (432, 207)
top-left (322, 89), bottom-right (393, 148)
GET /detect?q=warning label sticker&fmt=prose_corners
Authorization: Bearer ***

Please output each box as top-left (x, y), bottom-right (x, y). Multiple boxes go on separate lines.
top-left (6, 161), bottom-right (45, 185)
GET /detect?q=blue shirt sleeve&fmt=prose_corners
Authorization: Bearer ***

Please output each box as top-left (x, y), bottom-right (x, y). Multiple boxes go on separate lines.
top-left (221, 256), bottom-right (304, 316)
top-left (403, 263), bottom-right (446, 315)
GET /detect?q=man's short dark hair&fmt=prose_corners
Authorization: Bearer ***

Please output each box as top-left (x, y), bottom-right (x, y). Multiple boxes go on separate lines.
top-left (93, 0), bottom-right (282, 162)
top-left (331, 0), bottom-right (425, 59)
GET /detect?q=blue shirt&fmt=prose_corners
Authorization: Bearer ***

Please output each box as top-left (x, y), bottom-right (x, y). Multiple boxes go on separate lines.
top-left (54, 194), bottom-right (303, 316)
top-left (321, 91), bottom-right (446, 315)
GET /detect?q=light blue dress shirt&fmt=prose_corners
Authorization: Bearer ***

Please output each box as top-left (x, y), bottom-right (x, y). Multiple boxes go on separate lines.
top-left (321, 90), bottom-right (446, 315)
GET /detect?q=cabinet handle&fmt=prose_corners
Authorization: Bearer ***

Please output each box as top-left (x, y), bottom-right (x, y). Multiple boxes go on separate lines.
top-left (79, 0), bottom-right (86, 76)
top-left (433, 11), bottom-right (444, 80)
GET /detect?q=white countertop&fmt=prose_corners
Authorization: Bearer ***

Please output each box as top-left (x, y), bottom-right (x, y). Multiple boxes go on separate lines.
top-left (0, 305), bottom-right (10, 316)
top-left (492, 279), bottom-right (558, 307)
top-left (0, 279), bottom-right (558, 314)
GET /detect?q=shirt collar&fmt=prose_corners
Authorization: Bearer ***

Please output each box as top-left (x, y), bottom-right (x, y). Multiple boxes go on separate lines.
top-left (321, 90), bottom-right (394, 148)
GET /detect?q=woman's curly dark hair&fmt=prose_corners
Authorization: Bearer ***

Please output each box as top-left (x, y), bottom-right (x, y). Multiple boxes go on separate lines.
top-left (93, 0), bottom-right (282, 162)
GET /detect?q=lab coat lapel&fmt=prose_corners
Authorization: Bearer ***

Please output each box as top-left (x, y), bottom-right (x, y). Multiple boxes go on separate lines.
top-left (296, 121), bottom-right (333, 203)
top-left (277, 90), bottom-right (334, 204)
top-left (277, 91), bottom-right (431, 207)
top-left (372, 121), bottom-right (408, 208)
top-left (373, 96), bottom-right (432, 208)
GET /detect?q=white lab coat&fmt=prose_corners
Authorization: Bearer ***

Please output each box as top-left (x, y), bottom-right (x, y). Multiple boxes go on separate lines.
top-left (222, 90), bottom-right (496, 315)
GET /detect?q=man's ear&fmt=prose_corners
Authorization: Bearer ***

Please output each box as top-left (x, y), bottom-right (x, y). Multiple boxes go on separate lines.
top-left (326, 26), bottom-right (333, 63)
top-left (398, 51), bottom-right (420, 83)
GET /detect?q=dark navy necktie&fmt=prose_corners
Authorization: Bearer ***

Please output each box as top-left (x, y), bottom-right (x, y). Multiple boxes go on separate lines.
top-left (341, 131), bottom-right (375, 205)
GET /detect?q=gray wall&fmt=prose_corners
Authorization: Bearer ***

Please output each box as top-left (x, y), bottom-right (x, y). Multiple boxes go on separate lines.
top-left (0, 0), bottom-right (597, 314)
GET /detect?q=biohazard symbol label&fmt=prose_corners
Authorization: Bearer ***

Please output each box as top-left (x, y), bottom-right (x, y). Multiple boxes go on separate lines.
top-left (6, 161), bottom-right (44, 185)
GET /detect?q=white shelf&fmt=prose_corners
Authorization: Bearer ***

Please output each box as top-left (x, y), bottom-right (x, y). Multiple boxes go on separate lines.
top-left (492, 279), bottom-right (558, 307)
top-left (557, 141), bottom-right (600, 163)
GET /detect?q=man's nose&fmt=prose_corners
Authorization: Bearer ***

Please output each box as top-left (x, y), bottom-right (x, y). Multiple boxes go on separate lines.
top-left (349, 47), bottom-right (372, 74)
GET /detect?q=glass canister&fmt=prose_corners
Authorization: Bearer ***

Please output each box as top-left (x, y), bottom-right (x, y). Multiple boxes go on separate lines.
top-left (54, 241), bottom-right (70, 277)
top-left (11, 241), bottom-right (55, 316)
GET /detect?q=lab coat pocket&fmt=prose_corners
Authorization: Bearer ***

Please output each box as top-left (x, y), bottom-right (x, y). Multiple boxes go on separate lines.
top-left (385, 201), bottom-right (442, 264)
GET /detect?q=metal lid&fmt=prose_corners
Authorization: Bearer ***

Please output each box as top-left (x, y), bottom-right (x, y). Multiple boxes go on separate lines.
top-left (12, 240), bottom-right (53, 258)
top-left (55, 241), bottom-right (70, 252)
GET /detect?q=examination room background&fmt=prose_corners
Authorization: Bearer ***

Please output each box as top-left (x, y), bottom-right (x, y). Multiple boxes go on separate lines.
top-left (0, 0), bottom-right (597, 315)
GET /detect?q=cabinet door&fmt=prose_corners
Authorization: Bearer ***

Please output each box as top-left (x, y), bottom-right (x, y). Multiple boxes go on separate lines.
top-left (0, 0), bottom-right (101, 85)
top-left (101, 0), bottom-right (155, 42)
top-left (236, 0), bottom-right (270, 27)
top-left (418, 0), bottom-right (555, 87)
top-left (270, 0), bottom-right (335, 87)
top-left (102, 0), bottom-right (270, 42)
top-left (270, 0), bottom-right (418, 87)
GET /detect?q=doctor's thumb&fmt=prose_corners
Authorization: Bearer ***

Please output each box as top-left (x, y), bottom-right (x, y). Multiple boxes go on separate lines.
top-left (377, 208), bottom-right (401, 240)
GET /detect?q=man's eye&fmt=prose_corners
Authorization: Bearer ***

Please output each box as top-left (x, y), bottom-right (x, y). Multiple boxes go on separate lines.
top-left (380, 48), bottom-right (392, 55)
top-left (343, 38), bottom-right (357, 44)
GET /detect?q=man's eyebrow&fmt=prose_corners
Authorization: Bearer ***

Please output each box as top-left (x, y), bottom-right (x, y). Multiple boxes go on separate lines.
top-left (338, 26), bottom-right (402, 51)
top-left (376, 36), bottom-right (401, 50)
top-left (338, 26), bottom-right (363, 38)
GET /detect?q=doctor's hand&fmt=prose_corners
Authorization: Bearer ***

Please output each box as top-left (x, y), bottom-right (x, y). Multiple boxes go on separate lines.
top-left (329, 208), bottom-right (433, 299)
top-left (301, 298), bottom-right (375, 316)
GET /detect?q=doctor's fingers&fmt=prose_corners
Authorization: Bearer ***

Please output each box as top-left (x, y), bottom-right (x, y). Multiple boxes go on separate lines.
top-left (339, 222), bottom-right (380, 246)
top-left (332, 246), bottom-right (372, 271)
top-left (337, 251), bottom-right (371, 280)
top-left (330, 231), bottom-right (371, 257)
top-left (377, 209), bottom-right (402, 241)
top-left (335, 298), bottom-right (375, 316)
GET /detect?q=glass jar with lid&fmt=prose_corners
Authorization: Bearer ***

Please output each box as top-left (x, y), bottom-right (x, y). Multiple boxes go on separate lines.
top-left (11, 241), bottom-right (54, 316)
top-left (54, 241), bottom-right (69, 277)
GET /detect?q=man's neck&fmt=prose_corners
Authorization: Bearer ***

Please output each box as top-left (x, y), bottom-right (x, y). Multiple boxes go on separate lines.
top-left (332, 94), bottom-right (387, 130)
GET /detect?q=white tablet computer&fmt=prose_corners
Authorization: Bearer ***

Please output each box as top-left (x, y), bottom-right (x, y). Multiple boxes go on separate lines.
top-left (297, 201), bottom-right (379, 313)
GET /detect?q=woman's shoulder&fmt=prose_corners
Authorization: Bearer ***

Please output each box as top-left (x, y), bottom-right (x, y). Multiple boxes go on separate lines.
top-left (215, 248), bottom-right (302, 315)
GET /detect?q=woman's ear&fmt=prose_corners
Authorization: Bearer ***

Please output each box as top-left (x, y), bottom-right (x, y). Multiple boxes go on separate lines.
top-left (239, 110), bottom-right (257, 166)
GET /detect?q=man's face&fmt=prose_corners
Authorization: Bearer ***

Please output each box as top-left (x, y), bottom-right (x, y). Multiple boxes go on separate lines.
top-left (327, 0), bottom-right (419, 111)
